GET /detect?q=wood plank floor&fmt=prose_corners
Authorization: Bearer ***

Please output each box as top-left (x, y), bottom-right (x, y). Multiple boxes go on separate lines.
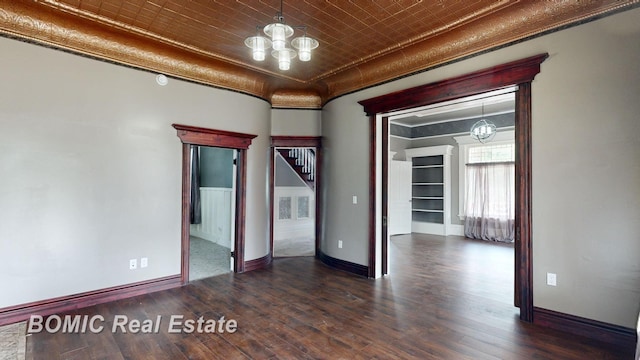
top-left (26, 234), bottom-right (633, 359)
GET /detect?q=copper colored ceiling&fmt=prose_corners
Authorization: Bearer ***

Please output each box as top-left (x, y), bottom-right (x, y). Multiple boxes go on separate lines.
top-left (0, 0), bottom-right (637, 108)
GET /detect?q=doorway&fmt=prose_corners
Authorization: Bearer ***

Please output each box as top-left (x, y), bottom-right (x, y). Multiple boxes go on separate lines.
top-left (188, 145), bottom-right (236, 280)
top-left (270, 136), bottom-right (322, 259)
top-left (173, 124), bottom-right (257, 283)
top-left (385, 91), bottom-right (517, 312)
top-left (358, 54), bottom-right (548, 322)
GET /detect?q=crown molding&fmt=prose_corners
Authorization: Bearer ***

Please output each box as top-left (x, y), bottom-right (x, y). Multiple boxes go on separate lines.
top-left (0, 0), bottom-right (637, 109)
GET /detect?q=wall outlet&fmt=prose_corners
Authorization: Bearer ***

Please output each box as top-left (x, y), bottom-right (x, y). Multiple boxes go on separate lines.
top-left (129, 259), bottom-right (137, 270)
top-left (338, 240), bottom-right (343, 249)
top-left (546, 272), bottom-right (557, 286)
top-left (140, 257), bottom-right (148, 268)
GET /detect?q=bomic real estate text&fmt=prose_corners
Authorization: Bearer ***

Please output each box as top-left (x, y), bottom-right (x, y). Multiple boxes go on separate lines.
top-left (27, 314), bottom-right (238, 334)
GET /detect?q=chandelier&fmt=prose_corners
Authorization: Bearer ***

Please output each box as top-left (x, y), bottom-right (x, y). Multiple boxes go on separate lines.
top-left (244, 0), bottom-right (319, 70)
top-left (470, 104), bottom-right (497, 143)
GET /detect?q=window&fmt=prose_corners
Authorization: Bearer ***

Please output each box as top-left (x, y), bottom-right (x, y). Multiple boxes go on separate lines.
top-left (467, 143), bottom-right (514, 164)
top-left (297, 196), bottom-right (310, 219)
top-left (278, 196), bottom-right (292, 220)
top-left (454, 130), bottom-right (515, 220)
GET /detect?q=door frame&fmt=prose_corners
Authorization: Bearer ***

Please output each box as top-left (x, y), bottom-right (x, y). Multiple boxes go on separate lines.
top-left (358, 54), bottom-right (548, 322)
top-left (172, 124), bottom-right (257, 284)
top-left (270, 136), bottom-right (322, 259)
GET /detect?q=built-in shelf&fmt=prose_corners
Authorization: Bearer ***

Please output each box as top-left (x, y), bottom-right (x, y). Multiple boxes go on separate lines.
top-left (404, 145), bottom-right (453, 236)
top-left (412, 165), bottom-right (444, 169)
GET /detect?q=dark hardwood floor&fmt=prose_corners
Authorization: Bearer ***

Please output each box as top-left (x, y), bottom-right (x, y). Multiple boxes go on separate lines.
top-left (26, 234), bottom-right (633, 359)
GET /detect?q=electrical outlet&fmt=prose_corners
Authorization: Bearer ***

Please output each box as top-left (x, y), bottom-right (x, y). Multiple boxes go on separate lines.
top-left (338, 240), bottom-right (343, 249)
top-left (546, 272), bottom-right (557, 286)
top-left (129, 259), bottom-right (137, 270)
top-left (140, 257), bottom-right (148, 268)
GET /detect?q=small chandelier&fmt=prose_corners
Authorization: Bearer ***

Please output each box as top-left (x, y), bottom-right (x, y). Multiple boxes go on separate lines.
top-left (244, 0), bottom-right (319, 70)
top-left (470, 104), bottom-right (497, 143)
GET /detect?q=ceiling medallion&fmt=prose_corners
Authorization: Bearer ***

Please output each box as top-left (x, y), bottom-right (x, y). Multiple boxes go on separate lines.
top-left (244, 0), bottom-right (319, 71)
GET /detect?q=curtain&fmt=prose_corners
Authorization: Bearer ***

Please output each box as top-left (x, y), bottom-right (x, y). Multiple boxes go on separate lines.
top-left (190, 145), bottom-right (202, 224)
top-left (464, 162), bottom-right (515, 242)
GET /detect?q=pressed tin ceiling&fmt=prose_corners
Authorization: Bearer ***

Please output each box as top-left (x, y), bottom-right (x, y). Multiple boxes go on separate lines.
top-left (0, 0), bottom-right (637, 108)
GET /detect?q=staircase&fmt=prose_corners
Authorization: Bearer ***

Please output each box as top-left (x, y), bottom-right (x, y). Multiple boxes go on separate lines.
top-left (277, 148), bottom-right (315, 190)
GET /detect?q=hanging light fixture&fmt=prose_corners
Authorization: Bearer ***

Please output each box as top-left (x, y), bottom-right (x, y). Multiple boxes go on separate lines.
top-left (470, 103), bottom-right (497, 143)
top-left (244, 0), bottom-right (319, 70)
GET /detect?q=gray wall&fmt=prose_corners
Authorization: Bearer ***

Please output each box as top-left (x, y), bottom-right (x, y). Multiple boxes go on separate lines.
top-left (322, 8), bottom-right (640, 328)
top-left (0, 36), bottom-right (271, 308)
top-left (275, 155), bottom-right (306, 187)
top-left (271, 109), bottom-right (321, 136)
top-left (200, 147), bottom-right (234, 188)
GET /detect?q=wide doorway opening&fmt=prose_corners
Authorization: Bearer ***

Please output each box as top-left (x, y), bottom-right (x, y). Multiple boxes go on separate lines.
top-left (387, 90), bottom-right (516, 312)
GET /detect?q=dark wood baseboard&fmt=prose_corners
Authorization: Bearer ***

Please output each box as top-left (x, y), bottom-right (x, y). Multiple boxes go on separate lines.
top-left (534, 307), bottom-right (637, 349)
top-left (243, 253), bottom-right (272, 272)
top-left (318, 250), bottom-right (369, 278)
top-left (0, 275), bottom-right (181, 326)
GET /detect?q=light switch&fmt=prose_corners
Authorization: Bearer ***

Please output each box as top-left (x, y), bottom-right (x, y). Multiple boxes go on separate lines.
top-left (352, 195), bottom-right (358, 204)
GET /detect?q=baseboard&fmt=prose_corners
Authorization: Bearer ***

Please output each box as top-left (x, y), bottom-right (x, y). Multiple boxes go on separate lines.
top-left (533, 307), bottom-right (637, 349)
top-left (243, 253), bottom-right (272, 272)
top-left (447, 224), bottom-right (465, 236)
top-left (318, 250), bottom-right (369, 277)
top-left (0, 275), bottom-right (181, 326)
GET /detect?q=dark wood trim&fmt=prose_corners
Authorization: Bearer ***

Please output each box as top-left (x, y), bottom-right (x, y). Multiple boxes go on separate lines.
top-left (315, 146), bottom-right (323, 258)
top-left (381, 116), bottom-right (389, 276)
top-left (180, 144), bottom-right (191, 284)
top-left (271, 136), bottom-right (322, 148)
top-left (358, 54), bottom-right (548, 322)
top-left (235, 150), bottom-right (247, 273)
top-left (533, 307), bottom-right (637, 348)
top-left (514, 82), bottom-right (533, 319)
top-left (0, 275), bottom-right (181, 326)
top-left (269, 136), bottom-right (323, 260)
top-left (368, 115), bottom-right (377, 278)
top-left (244, 254), bottom-right (273, 272)
top-left (269, 147), bottom-right (276, 261)
top-left (318, 250), bottom-right (369, 278)
top-left (173, 124), bottom-right (257, 149)
top-left (173, 125), bottom-right (257, 279)
top-left (358, 54), bottom-right (549, 116)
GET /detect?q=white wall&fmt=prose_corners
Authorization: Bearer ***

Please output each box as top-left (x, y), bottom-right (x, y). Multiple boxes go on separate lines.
top-left (0, 36), bottom-right (271, 308)
top-left (322, 8), bottom-right (640, 328)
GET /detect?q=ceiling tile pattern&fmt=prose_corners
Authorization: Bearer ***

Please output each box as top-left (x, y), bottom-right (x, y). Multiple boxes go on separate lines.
top-left (40, 0), bottom-right (519, 81)
top-left (1, 0), bottom-right (637, 108)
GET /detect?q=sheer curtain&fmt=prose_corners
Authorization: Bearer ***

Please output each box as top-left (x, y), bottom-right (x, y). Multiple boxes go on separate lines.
top-left (464, 162), bottom-right (515, 242)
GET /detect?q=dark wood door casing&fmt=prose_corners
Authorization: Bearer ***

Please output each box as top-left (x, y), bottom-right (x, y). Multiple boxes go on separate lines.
top-left (358, 53), bottom-right (548, 322)
top-left (270, 136), bottom-right (323, 260)
top-left (172, 124), bottom-right (257, 283)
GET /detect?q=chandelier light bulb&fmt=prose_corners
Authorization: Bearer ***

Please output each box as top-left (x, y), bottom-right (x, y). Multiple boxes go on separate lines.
top-left (264, 23), bottom-right (293, 51)
top-left (292, 36), bottom-right (319, 62)
top-left (273, 48), bottom-right (297, 70)
top-left (244, 36), bottom-right (272, 62)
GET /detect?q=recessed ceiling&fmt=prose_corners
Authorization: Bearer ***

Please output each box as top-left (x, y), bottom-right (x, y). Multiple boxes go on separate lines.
top-left (0, 0), bottom-right (636, 108)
